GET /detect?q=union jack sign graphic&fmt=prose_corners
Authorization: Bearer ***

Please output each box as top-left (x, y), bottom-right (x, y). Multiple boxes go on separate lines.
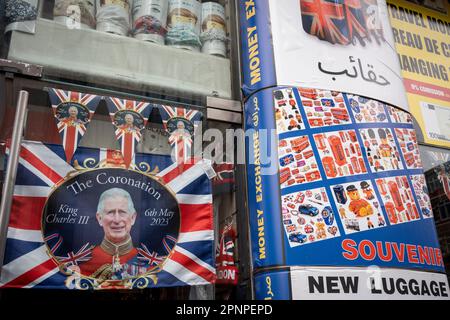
top-left (56, 242), bottom-right (94, 267)
top-left (300, 0), bottom-right (384, 46)
top-left (48, 88), bottom-right (101, 163)
top-left (105, 97), bottom-right (154, 169)
top-left (300, 0), bottom-right (349, 45)
top-left (0, 141), bottom-right (215, 289)
top-left (137, 243), bottom-right (166, 266)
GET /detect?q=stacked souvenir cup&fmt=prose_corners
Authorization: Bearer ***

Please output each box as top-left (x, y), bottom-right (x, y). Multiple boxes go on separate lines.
top-left (132, 0), bottom-right (169, 44)
top-left (200, 2), bottom-right (227, 57)
top-left (166, 0), bottom-right (202, 52)
top-left (96, 0), bottom-right (131, 36)
top-left (53, 0), bottom-right (96, 30)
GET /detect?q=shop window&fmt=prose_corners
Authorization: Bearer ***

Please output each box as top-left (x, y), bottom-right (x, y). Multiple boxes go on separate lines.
top-left (0, 0), bottom-right (243, 300)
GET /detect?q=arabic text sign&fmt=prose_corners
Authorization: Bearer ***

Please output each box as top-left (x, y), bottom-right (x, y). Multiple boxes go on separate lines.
top-left (268, 0), bottom-right (408, 110)
top-left (387, 0), bottom-right (450, 148)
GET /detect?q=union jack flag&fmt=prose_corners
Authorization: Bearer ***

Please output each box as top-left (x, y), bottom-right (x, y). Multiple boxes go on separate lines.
top-left (159, 105), bottom-right (203, 164)
top-left (300, 0), bottom-right (384, 46)
top-left (105, 97), bottom-right (154, 169)
top-left (300, 0), bottom-right (349, 45)
top-left (137, 243), bottom-right (166, 266)
top-left (0, 141), bottom-right (215, 289)
top-left (216, 222), bottom-right (236, 267)
top-left (344, 0), bottom-right (368, 45)
top-left (48, 88), bottom-right (101, 163)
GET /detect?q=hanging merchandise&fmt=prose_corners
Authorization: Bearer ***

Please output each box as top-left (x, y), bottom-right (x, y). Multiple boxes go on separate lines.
top-left (96, 0), bottom-right (131, 36)
top-left (0, 141), bottom-right (215, 289)
top-left (48, 88), bottom-right (102, 163)
top-left (216, 219), bottom-right (238, 285)
top-left (4, 0), bottom-right (38, 33)
top-left (159, 105), bottom-right (202, 164)
top-left (53, 0), bottom-right (96, 30)
top-left (105, 97), bottom-right (153, 168)
top-left (212, 162), bottom-right (234, 195)
top-left (166, 0), bottom-right (202, 52)
top-left (132, 0), bottom-right (168, 44)
top-left (200, 2), bottom-right (227, 57)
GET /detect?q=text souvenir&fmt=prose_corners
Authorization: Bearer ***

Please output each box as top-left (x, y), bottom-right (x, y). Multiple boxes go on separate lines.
top-left (48, 88), bottom-right (102, 163)
top-left (0, 141), bottom-right (215, 289)
top-left (244, 85), bottom-right (449, 300)
top-left (159, 105), bottom-right (203, 164)
top-left (105, 97), bottom-right (153, 169)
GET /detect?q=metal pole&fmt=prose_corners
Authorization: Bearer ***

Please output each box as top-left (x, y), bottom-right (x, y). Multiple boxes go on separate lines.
top-left (0, 90), bottom-right (29, 273)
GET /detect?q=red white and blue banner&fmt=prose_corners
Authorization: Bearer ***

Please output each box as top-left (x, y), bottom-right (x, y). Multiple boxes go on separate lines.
top-left (0, 140), bottom-right (215, 289)
top-left (104, 97), bottom-right (154, 169)
top-left (215, 219), bottom-right (238, 285)
top-left (159, 105), bottom-right (203, 165)
top-left (48, 88), bottom-right (102, 163)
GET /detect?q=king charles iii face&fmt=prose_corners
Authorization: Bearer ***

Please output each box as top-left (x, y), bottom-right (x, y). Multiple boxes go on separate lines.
top-left (96, 196), bottom-right (137, 244)
top-left (69, 106), bottom-right (78, 118)
top-left (125, 114), bottom-right (134, 125)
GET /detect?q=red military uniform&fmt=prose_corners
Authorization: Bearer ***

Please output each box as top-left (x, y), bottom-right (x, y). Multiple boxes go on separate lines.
top-left (79, 238), bottom-right (147, 280)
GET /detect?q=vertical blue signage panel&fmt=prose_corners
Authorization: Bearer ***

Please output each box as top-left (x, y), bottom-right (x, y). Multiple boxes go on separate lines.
top-left (244, 89), bottom-right (284, 268)
top-left (239, 0), bottom-right (276, 97)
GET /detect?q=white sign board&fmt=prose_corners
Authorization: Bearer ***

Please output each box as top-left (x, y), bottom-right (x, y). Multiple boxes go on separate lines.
top-left (269, 0), bottom-right (408, 110)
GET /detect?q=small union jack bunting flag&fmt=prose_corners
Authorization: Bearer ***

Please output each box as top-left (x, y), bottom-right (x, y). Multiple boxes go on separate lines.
top-left (105, 97), bottom-right (153, 168)
top-left (158, 105), bottom-right (203, 164)
top-left (48, 88), bottom-right (101, 163)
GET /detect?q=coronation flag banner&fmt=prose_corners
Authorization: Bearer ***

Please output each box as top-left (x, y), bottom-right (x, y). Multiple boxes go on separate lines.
top-left (104, 97), bottom-right (154, 169)
top-left (0, 140), bottom-right (215, 289)
top-left (159, 105), bottom-right (203, 164)
top-left (48, 88), bottom-right (102, 164)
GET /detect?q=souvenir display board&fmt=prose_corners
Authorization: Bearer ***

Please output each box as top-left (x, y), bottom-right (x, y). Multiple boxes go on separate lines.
top-left (244, 85), bottom-right (449, 300)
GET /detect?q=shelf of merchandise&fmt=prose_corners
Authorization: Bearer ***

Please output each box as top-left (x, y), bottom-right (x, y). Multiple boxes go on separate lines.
top-left (7, 18), bottom-right (232, 99)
